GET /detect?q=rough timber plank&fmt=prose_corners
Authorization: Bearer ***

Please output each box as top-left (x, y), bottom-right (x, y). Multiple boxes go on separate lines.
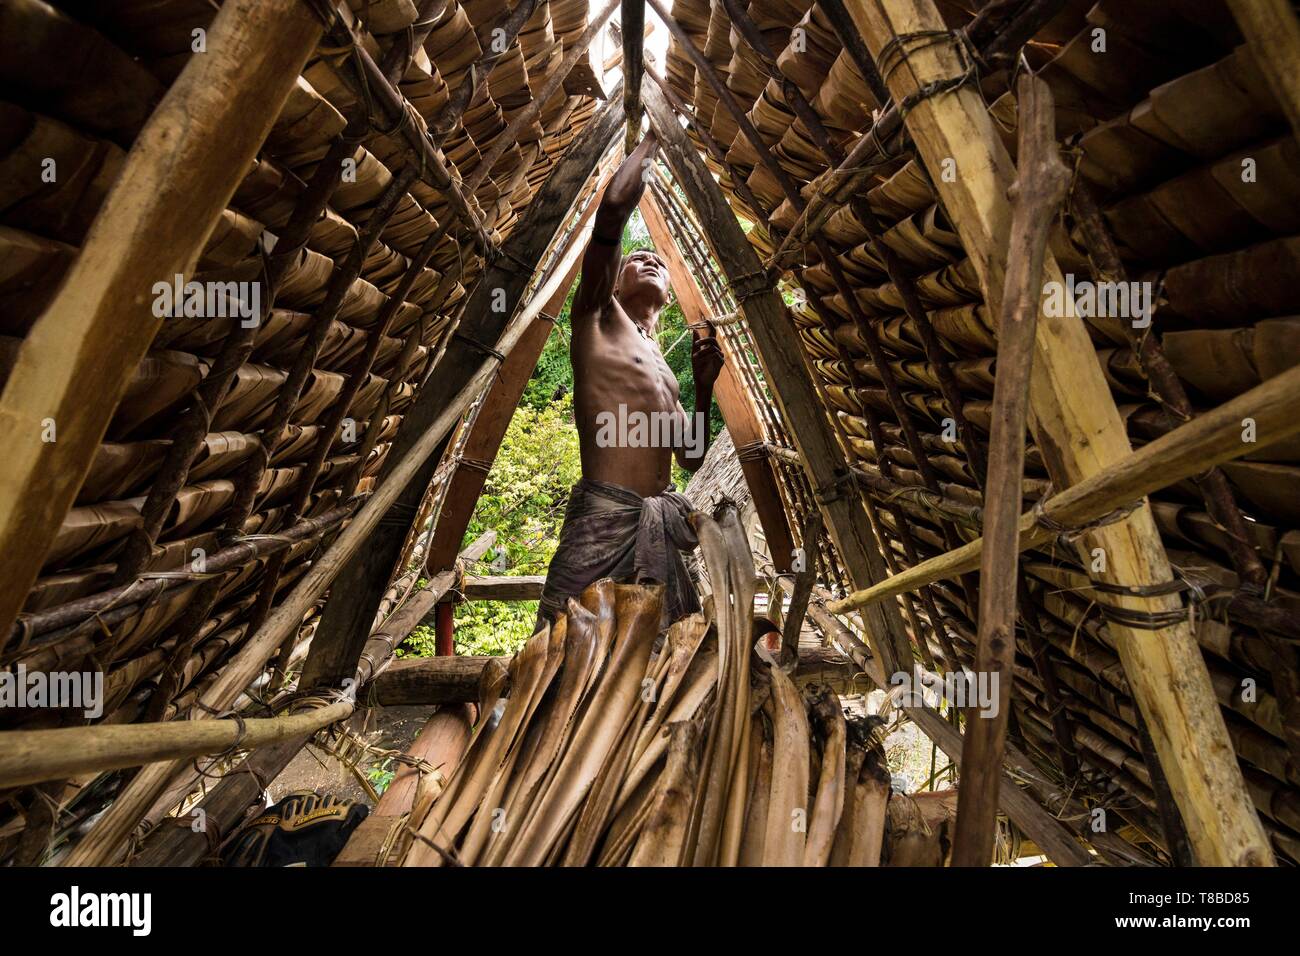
top-left (0, 0), bottom-right (323, 638)
top-left (846, 0), bottom-right (1272, 866)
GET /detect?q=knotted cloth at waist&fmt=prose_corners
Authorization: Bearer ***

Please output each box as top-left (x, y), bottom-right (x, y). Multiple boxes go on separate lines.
top-left (537, 477), bottom-right (701, 629)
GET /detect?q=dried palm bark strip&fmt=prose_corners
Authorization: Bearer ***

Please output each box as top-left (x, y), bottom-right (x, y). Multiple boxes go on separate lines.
top-left (853, 0), bottom-right (1267, 866)
top-left (761, 663), bottom-right (810, 866)
top-left (464, 0), bottom-right (620, 197)
top-left (767, 0), bottom-right (1070, 269)
top-left (1071, 178), bottom-right (1300, 776)
top-left (627, 720), bottom-right (701, 866)
top-left (7, 503), bottom-right (355, 658)
top-left (502, 585), bottom-right (663, 865)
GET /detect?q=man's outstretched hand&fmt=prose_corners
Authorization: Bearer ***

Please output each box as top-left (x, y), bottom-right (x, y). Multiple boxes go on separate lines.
top-left (691, 336), bottom-right (725, 389)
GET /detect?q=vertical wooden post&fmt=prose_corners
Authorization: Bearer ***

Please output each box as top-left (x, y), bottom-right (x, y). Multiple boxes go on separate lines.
top-left (952, 74), bottom-right (1069, 867)
top-left (435, 601), bottom-right (456, 657)
top-left (846, 0), bottom-right (1272, 865)
top-left (0, 0), bottom-right (323, 637)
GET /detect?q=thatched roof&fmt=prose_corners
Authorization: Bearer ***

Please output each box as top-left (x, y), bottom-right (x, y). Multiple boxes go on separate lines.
top-left (1, 0), bottom-right (1298, 869)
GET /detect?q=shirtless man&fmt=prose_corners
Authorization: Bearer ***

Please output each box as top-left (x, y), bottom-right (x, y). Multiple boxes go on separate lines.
top-left (536, 131), bottom-right (725, 629)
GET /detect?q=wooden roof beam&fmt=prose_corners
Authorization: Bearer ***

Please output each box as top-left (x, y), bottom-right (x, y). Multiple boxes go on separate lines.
top-left (621, 1), bottom-right (646, 151)
top-left (952, 73), bottom-right (1070, 867)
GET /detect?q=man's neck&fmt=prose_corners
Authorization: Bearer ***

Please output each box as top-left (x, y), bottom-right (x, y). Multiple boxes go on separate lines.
top-left (618, 293), bottom-right (661, 338)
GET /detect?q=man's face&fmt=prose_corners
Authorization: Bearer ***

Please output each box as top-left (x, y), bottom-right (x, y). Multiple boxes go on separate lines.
top-left (616, 250), bottom-right (671, 307)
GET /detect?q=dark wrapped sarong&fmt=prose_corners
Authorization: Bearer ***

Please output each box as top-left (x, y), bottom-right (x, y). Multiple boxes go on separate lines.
top-left (537, 478), bottom-right (700, 630)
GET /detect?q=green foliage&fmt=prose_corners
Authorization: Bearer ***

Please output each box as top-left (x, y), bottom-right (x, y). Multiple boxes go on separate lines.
top-left (431, 396), bottom-right (583, 657)
top-left (367, 758), bottom-right (396, 796)
top-left (398, 623), bottom-right (438, 659)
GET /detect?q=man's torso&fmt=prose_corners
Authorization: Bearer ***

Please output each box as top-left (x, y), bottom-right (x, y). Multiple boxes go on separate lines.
top-left (571, 298), bottom-right (681, 498)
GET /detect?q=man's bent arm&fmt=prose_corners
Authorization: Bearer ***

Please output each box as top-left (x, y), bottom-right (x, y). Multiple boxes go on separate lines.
top-left (675, 337), bottom-right (724, 473)
top-left (571, 132), bottom-right (659, 323)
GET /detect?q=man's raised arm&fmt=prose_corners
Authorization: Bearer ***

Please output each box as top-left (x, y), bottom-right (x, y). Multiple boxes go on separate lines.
top-left (571, 131), bottom-right (659, 322)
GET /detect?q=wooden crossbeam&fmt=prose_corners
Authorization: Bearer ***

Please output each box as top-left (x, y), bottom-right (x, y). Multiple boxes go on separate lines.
top-left (457, 575), bottom-right (547, 602)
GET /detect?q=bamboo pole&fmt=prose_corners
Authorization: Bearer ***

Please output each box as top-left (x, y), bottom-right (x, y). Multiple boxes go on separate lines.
top-left (663, 4), bottom-right (967, 667)
top-left (952, 74), bottom-right (1068, 867)
top-left (421, 184), bottom-right (600, 574)
top-left (0, 0), bottom-right (323, 640)
top-left (0, 702), bottom-right (352, 791)
top-left (621, 1), bottom-right (646, 151)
